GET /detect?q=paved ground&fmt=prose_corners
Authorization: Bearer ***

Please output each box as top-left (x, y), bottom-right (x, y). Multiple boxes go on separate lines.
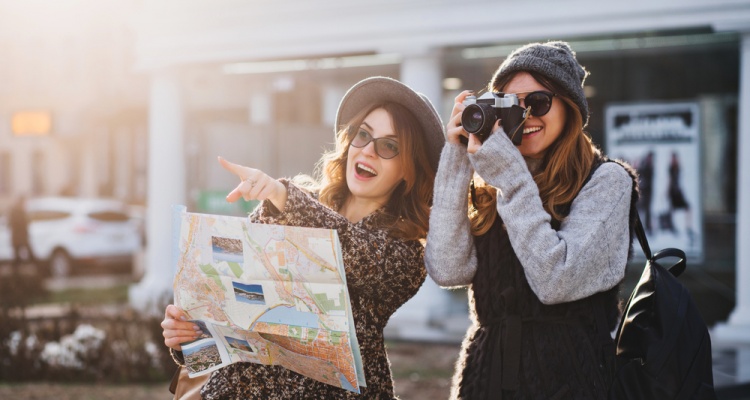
top-left (712, 343), bottom-right (750, 397)
top-left (1, 340), bottom-right (748, 399)
top-left (0, 382), bottom-right (171, 400)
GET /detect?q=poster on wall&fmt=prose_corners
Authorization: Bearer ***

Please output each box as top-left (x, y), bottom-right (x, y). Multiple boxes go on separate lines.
top-left (605, 101), bottom-right (703, 261)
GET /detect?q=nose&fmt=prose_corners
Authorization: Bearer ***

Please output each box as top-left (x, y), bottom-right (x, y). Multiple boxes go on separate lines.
top-left (519, 99), bottom-right (530, 111)
top-left (518, 100), bottom-right (535, 118)
top-left (361, 140), bottom-right (378, 157)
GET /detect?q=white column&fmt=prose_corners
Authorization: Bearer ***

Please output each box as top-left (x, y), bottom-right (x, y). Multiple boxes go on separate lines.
top-left (399, 49), bottom-right (443, 114)
top-left (249, 92), bottom-right (272, 126)
top-left (386, 51), bottom-right (470, 342)
top-left (322, 83), bottom-right (347, 128)
top-left (129, 70), bottom-right (186, 315)
top-left (713, 32), bottom-right (750, 344)
top-left (78, 135), bottom-right (98, 197)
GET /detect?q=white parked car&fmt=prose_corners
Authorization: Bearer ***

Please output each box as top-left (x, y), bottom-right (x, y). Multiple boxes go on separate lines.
top-left (17, 197), bottom-right (143, 277)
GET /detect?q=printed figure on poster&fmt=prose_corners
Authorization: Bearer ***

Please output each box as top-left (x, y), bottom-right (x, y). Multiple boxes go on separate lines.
top-left (606, 101), bottom-right (703, 260)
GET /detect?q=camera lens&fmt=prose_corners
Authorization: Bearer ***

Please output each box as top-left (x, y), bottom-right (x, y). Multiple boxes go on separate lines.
top-left (461, 103), bottom-right (496, 137)
top-left (463, 109), bottom-right (483, 133)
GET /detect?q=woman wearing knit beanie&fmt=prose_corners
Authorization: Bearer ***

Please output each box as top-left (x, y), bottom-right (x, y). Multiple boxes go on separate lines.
top-left (426, 41), bottom-right (638, 399)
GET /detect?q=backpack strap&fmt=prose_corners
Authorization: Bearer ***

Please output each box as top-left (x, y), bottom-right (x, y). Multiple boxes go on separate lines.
top-left (634, 212), bottom-right (652, 260)
top-left (654, 248), bottom-right (687, 278)
top-left (634, 212), bottom-right (687, 277)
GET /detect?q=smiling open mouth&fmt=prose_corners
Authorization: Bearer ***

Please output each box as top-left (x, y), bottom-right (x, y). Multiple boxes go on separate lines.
top-left (523, 126), bottom-right (542, 135)
top-left (356, 163), bottom-right (378, 178)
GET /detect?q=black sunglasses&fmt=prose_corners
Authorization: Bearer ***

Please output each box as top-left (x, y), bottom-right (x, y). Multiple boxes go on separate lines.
top-left (349, 129), bottom-right (400, 159)
top-left (515, 91), bottom-right (556, 117)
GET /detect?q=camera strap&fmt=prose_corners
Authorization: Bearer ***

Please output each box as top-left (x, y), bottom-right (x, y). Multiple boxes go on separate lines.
top-left (470, 179), bottom-right (478, 211)
top-left (507, 106), bottom-right (532, 145)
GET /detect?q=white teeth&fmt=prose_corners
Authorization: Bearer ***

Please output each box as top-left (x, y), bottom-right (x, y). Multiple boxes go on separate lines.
top-left (357, 163), bottom-right (377, 176)
top-left (523, 126), bottom-right (542, 134)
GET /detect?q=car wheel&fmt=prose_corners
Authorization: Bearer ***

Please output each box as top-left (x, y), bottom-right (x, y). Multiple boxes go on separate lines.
top-left (50, 249), bottom-right (72, 278)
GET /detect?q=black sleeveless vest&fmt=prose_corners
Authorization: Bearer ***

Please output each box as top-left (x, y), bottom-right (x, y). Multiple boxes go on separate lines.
top-left (455, 156), bottom-right (639, 399)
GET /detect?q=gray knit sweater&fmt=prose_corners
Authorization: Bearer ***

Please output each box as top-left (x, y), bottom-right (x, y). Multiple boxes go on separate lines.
top-left (425, 130), bottom-right (633, 304)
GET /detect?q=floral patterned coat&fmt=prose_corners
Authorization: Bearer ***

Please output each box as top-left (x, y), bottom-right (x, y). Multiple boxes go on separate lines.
top-left (201, 181), bottom-right (427, 399)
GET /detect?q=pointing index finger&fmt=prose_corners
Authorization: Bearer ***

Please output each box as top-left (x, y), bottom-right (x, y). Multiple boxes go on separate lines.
top-left (218, 156), bottom-right (245, 179)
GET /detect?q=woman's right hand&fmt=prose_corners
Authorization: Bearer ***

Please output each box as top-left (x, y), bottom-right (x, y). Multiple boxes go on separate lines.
top-left (446, 90), bottom-right (474, 146)
top-left (448, 90), bottom-right (489, 154)
top-left (218, 156), bottom-right (288, 212)
top-left (161, 304), bottom-right (201, 351)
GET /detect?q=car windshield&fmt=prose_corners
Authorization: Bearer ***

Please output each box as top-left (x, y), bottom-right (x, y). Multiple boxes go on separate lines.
top-left (28, 210), bottom-right (70, 221)
top-left (88, 211), bottom-right (130, 222)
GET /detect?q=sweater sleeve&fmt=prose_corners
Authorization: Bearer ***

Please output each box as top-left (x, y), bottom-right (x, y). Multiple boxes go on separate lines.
top-left (424, 142), bottom-right (478, 287)
top-left (468, 132), bottom-right (632, 304)
top-left (249, 179), bottom-right (349, 230)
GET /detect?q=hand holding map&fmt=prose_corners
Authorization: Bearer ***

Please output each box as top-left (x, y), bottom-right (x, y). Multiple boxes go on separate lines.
top-left (171, 205), bottom-right (365, 393)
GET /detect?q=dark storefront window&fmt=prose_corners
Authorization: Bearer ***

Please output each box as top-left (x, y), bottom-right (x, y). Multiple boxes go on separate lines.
top-left (579, 37), bottom-right (739, 325)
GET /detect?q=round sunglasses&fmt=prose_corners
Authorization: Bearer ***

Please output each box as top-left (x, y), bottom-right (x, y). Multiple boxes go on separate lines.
top-left (514, 90), bottom-right (557, 117)
top-left (349, 129), bottom-right (400, 159)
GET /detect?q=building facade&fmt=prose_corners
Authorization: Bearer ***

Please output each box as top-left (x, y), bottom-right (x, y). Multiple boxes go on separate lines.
top-left (0, 0), bottom-right (149, 209)
top-left (1, 0), bottom-right (748, 342)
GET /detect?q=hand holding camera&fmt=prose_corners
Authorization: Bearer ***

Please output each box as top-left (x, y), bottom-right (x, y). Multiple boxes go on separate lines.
top-left (461, 92), bottom-right (528, 145)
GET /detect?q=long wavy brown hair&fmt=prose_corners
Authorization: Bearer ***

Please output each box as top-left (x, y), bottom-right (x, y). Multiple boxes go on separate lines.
top-left (470, 71), bottom-right (596, 236)
top-left (297, 102), bottom-right (436, 242)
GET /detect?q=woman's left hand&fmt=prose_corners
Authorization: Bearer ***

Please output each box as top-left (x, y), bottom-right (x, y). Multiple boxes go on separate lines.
top-left (447, 91), bottom-right (499, 154)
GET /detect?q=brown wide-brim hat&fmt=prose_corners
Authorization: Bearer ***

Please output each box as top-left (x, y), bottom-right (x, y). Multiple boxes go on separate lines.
top-left (335, 76), bottom-right (445, 172)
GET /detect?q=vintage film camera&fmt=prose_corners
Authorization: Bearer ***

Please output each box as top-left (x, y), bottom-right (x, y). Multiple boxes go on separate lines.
top-left (461, 92), bottom-right (527, 145)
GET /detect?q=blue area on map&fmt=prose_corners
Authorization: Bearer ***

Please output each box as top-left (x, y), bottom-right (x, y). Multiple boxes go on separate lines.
top-left (339, 374), bottom-right (357, 392)
top-left (255, 306), bottom-right (320, 329)
top-left (213, 245), bottom-right (244, 263)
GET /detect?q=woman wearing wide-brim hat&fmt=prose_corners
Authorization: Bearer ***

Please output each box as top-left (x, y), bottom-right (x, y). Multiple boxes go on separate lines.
top-left (162, 76), bottom-right (445, 399)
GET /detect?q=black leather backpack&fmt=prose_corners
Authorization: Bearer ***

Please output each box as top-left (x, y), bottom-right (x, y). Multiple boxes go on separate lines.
top-left (609, 215), bottom-right (717, 399)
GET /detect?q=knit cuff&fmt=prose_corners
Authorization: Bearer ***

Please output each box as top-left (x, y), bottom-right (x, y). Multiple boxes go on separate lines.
top-left (250, 179), bottom-right (293, 224)
top-left (468, 130), bottom-right (529, 194)
top-left (432, 142), bottom-right (473, 210)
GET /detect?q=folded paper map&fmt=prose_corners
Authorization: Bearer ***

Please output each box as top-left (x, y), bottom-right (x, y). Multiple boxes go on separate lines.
top-left (172, 205), bottom-right (365, 392)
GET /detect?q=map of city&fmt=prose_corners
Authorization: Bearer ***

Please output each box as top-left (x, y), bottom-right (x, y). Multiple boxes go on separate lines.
top-left (172, 206), bottom-right (365, 392)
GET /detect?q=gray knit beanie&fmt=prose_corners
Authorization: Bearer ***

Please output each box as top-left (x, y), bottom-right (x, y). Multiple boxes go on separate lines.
top-left (490, 41), bottom-right (590, 126)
